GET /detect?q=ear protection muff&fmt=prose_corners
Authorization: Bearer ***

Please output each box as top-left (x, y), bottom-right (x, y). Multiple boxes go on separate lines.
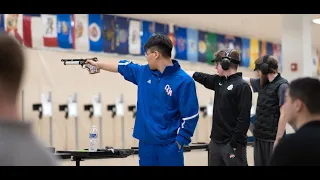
top-left (221, 49), bottom-right (233, 70)
top-left (260, 55), bottom-right (270, 75)
top-left (220, 49), bottom-right (240, 70)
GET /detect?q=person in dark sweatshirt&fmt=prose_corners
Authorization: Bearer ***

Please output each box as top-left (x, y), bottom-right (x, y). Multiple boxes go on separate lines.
top-left (0, 33), bottom-right (58, 166)
top-left (269, 77), bottom-right (320, 166)
top-left (188, 49), bottom-right (252, 166)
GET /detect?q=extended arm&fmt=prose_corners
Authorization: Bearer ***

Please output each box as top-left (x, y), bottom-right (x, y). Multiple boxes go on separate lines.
top-left (186, 71), bottom-right (219, 91)
top-left (95, 61), bottom-right (119, 73)
top-left (176, 80), bottom-right (200, 147)
top-left (232, 84), bottom-right (253, 145)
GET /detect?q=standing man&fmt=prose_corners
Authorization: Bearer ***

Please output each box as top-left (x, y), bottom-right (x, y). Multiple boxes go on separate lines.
top-left (188, 49), bottom-right (252, 166)
top-left (243, 55), bottom-right (289, 166)
top-left (85, 34), bottom-right (199, 166)
top-left (269, 77), bottom-right (320, 166)
top-left (0, 33), bottom-right (58, 166)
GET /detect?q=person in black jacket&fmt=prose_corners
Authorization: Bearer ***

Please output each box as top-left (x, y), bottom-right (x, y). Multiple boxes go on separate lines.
top-left (243, 55), bottom-right (289, 166)
top-left (188, 49), bottom-right (252, 166)
top-left (269, 77), bottom-right (320, 166)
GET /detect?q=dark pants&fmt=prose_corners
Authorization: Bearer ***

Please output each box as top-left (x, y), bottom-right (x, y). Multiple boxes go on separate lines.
top-left (138, 141), bottom-right (184, 166)
top-left (208, 140), bottom-right (248, 166)
top-left (254, 138), bottom-right (274, 166)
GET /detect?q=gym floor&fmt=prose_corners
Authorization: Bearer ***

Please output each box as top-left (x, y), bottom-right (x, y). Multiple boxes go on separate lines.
top-left (59, 146), bottom-right (254, 166)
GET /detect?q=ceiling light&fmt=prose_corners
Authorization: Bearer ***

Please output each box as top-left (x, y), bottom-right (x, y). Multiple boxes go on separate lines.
top-left (312, 19), bottom-right (320, 24)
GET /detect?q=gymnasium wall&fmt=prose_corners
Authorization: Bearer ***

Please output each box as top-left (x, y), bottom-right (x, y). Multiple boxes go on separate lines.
top-left (18, 48), bottom-right (258, 150)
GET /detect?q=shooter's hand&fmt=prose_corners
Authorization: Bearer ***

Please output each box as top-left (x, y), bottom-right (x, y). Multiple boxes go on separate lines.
top-left (84, 59), bottom-right (100, 74)
top-left (85, 59), bottom-right (99, 68)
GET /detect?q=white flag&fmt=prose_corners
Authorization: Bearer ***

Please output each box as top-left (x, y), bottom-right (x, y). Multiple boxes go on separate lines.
top-left (74, 14), bottom-right (89, 52)
top-left (128, 20), bottom-right (141, 55)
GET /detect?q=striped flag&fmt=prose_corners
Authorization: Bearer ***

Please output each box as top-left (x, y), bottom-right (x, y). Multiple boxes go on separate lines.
top-left (73, 14), bottom-right (89, 52)
top-left (4, 14), bottom-right (23, 45)
top-left (23, 14), bottom-right (43, 48)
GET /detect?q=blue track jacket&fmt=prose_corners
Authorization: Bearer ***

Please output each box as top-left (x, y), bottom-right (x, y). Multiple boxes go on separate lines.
top-left (118, 59), bottom-right (199, 146)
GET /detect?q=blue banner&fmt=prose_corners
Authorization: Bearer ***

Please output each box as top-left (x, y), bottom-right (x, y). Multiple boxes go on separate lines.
top-left (102, 15), bottom-right (116, 53)
top-left (241, 38), bottom-right (250, 68)
top-left (88, 14), bottom-right (103, 52)
top-left (115, 16), bottom-right (129, 55)
top-left (216, 34), bottom-right (225, 51)
top-left (266, 42), bottom-right (273, 55)
top-left (198, 31), bottom-right (207, 63)
top-left (57, 14), bottom-right (73, 49)
top-left (140, 21), bottom-right (169, 55)
top-left (174, 26), bottom-right (187, 60)
top-left (0, 14), bottom-right (4, 32)
top-left (187, 28), bottom-right (198, 62)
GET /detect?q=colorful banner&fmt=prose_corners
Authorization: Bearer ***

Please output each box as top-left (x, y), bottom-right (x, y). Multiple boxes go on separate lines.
top-left (174, 26), bottom-right (187, 60)
top-left (73, 14), bottom-right (89, 52)
top-left (0, 14), bottom-right (4, 32)
top-left (140, 21), bottom-right (168, 55)
top-left (259, 40), bottom-right (267, 56)
top-left (266, 42), bottom-right (273, 55)
top-left (88, 14), bottom-right (103, 52)
top-left (102, 15), bottom-right (116, 53)
top-left (187, 28), bottom-right (198, 62)
top-left (57, 14), bottom-right (74, 49)
top-left (273, 44), bottom-right (282, 71)
top-left (41, 14), bottom-right (58, 47)
top-left (128, 20), bottom-right (141, 55)
top-left (250, 38), bottom-right (259, 69)
top-left (216, 34), bottom-right (226, 51)
top-left (4, 14), bottom-right (24, 45)
top-left (197, 30), bottom-right (207, 63)
top-left (115, 16), bottom-right (129, 55)
top-left (241, 38), bottom-right (250, 68)
top-left (206, 33), bottom-right (216, 65)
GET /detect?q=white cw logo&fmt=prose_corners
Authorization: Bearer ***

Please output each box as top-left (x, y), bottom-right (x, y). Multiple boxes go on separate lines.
top-left (165, 84), bottom-right (172, 96)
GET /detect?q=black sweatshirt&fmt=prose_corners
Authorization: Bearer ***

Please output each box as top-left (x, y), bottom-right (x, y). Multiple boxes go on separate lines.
top-left (192, 72), bottom-right (252, 145)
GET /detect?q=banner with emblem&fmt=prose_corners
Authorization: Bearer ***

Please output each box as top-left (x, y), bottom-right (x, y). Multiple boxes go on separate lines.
top-left (140, 21), bottom-right (169, 55)
top-left (0, 14), bottom-right (4, 32)
top-left (102, 14), bottom-right (116, 53)
top-left (206, 33), bottom-right (216, 65)
top-left (197, 30), bottom-right (207, 63)
top-left (4, 14), bottom-right (24, 45)
top-left (41, 14), bottom-right (58, 47)
top-left (241, 38), bottom-right (250, 68)
top-left (115, 16), bottom-right (129, 55)
top-left (186, 28), bottom-right (198, 63)
top-left (22, 14), bottom-right (42, 49)
top-left (57, 14), bottom-right (74, 49)
top-left (273, 43), bottom-right (282, 71)
top-left (224, 35), bottom-right (242, 58)
top-left (249, 38), bottom-right (259, 70)
top-left (128, 19), bottom-right (141, 55)
top-left (259, 40), bottom-right (267, 56)
top-left (88, 14), bottom-right (103, 52)
top-left (73, 14), bottom-right (89, 52)
top-left (216, 34), bottom-right (225, 51)
top-left (174, 26), bottom-right (187, 60)
top-left (266, 42), bottom-right (273, 56)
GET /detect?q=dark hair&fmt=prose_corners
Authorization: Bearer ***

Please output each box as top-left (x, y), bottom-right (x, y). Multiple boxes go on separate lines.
top-left (289, 77), bottom-right (320, 114)
top-left (214, 49), bottom-right (240, 69)
top-left (0, 33), bottom-right (24, 99)
top-left (254, 55), bottom-right (278, 73)
top-left (143, 34), bottom-right (173, 58)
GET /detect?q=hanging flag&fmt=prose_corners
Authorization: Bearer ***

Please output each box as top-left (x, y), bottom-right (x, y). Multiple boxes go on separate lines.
top-left (102, 14), bottom-right (116, 53)
top-left (41, 14), bottom-right (58, 47)
top-left (266, 42), bottom-right (273, 56)
top-left (0, 14), bottom-right (4, 32)
top-left (250, 38), bottom-right (259, 69)
top-left (115, 16), bottom-right (129, 55)
top-left (206, 32), bottom-right (216, 65)
top-left (23, 14), bottom-right (42, 48)
top-left (4, 14), bottom-right (23, 45)
top-left (57, 14), bottom-right (74, 49)
top-left (241, 38), bottom-right (250, 68)
top-left (273, 44), bottom-right (282, 71)
top-left (198, 30), bottom-right (207, 63)
top-left (73, 14), bottom-right (89, 52)
top-left (168, 24), bottom-right (176, 59)
top-left (186, 28), bottom-right (198, 63)
top-left (216, 34), bottom-right (225, 51)
top-left (259, 40), bottom-right (267, 56)
top-left (88, 14), bottom-right (103, 52)
top-left (174, 26), bottom-right (187, 60)
top-left (128, 19), bottom-right (141, 55)
top-left (234, 37), bottom-right (243, 58)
